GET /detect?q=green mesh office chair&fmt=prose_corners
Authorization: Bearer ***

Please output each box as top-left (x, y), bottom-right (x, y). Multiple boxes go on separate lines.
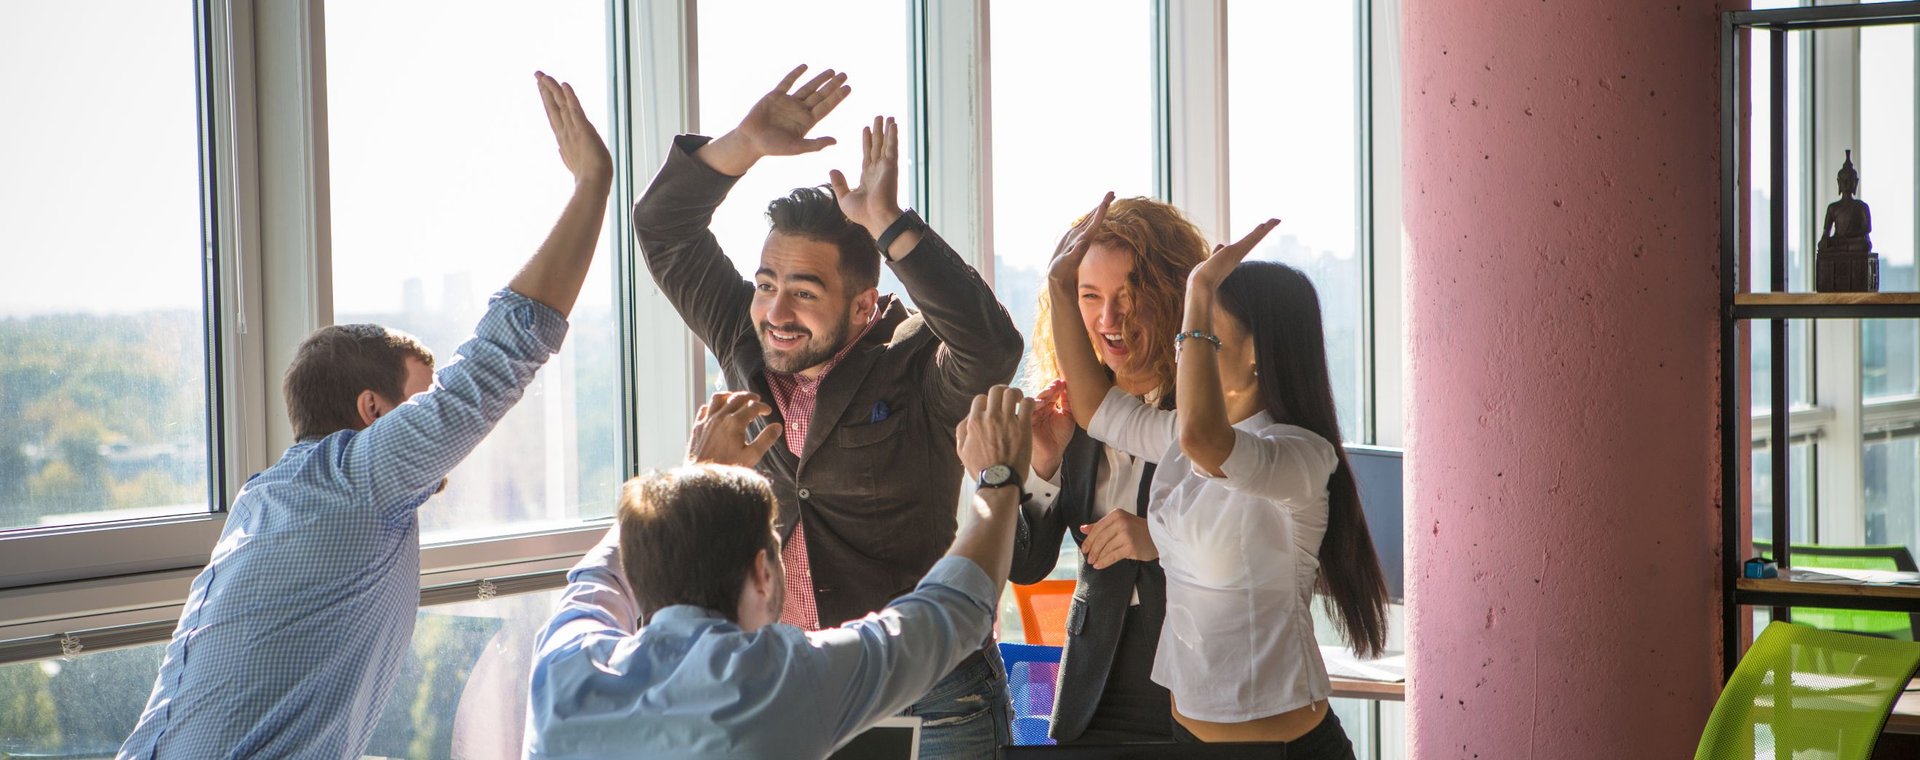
top-left (1787, 544), bottom-right (1920, 641)
top-left (1697, 621), bottom-right (1920, 760)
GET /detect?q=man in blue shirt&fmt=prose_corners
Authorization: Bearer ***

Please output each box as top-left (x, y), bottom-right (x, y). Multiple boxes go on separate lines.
top-left (525, 385), bottom-right (1033, 759)
top-left (118, 72), bottom-right (613, 760)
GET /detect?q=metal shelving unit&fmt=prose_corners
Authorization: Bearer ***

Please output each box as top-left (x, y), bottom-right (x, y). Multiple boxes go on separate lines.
top-left (1720, 1), bottom-right (1920, 677)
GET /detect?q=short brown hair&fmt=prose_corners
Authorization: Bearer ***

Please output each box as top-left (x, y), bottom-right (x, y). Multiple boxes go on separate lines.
top-left (618, 465), bottom-right (780, 623)
top-left (767, 186), bottom-right (881, 295)
top-left (283, 324), bottom-right (435, 440)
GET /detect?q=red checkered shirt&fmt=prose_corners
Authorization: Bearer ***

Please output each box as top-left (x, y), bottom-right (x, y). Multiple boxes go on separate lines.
top-left (765, 314), bottom-right (880, 630)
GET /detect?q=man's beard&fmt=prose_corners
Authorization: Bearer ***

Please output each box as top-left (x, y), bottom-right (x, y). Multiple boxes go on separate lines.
top-left (760, 312), bottom-right (852, 374)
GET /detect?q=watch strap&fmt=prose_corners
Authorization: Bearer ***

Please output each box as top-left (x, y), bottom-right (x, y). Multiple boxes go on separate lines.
top-left (875, 209), bottom-right (925, 261)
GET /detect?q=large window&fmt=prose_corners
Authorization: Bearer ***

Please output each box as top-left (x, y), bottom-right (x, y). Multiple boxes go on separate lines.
top-left (0, 1), bottom-right (211, 532)
top-left (1227, 0), bottom-right (1367, 439)
top-left (326, 1), bottom-right (623, 539)
top-left (0, 588), bottom-right (562, 759)
top-left (988, 0), bottom-right (1159, 388)
top-left (1, 1), bottom-right (1408, 754)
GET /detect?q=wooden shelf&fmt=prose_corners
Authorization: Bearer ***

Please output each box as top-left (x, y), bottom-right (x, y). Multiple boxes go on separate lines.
top-left (1735, 578), bottom-right (1920, 612)
top-left (1733, 293), bottom-right (1920, 319)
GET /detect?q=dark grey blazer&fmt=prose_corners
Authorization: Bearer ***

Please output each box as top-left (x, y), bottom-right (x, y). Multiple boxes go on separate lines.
top-left (1011, 427), bottom-right (1168, 742)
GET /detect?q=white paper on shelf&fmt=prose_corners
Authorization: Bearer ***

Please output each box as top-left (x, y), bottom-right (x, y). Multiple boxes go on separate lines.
top-left (1788, 566), bottom-right (1920, 585)
top-left (1321, 646), bottom-right (1406, 683)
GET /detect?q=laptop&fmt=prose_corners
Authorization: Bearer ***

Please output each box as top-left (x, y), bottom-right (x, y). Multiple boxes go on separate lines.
top-left (829, 716), bottom-right (923, 760)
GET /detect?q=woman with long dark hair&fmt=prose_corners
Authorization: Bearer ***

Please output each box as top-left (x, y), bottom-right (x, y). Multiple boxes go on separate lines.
top-left (1046, 194), bottom-right (1389, 756)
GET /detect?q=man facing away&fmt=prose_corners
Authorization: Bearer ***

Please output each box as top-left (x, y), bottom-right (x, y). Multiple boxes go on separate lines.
top-left (632, 64), bottom-right (1024, 756)
top-left (525, 386), bottom-right (1034, 759)
top-left (118, 73), bottom-right (612, 760)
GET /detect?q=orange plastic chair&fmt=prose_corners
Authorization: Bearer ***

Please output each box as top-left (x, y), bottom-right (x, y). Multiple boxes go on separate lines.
top-left (1013, 579), bottom-right (1077, 646)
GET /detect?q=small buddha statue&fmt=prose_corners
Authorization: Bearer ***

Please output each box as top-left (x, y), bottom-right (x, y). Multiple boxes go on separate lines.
top-left (1815, 150), bottom-right (1880, 292)
top-left (1818, 150), bottom-right (1873, 254)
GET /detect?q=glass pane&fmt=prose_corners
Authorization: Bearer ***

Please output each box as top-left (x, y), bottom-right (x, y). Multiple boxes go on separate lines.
top-left (0, 1), bottom-right (211, 531)
top-left (695, 0), bottom-right (916, 289)
top-left (0, 588), bottom-right (563, 759)
top-left (1865, 434), bottom-right (1920, 557)
top-left (1747, 1), bottom-right (1808, 294)
top-left (1862, 26), bottom-right (1919, 402)
top-left (325, 1), bottom-right (621, 541)
top-left (695, 0), bottom-right (916, 398)
top-left (1753, 441), bottom-right (1814, 548)
top-left (1750, 320), bottom-right (1812, 417)
top-left (1228, 0), bottom-right (1364, 440)
top-left (989, 0), bottom-right (1159, 388)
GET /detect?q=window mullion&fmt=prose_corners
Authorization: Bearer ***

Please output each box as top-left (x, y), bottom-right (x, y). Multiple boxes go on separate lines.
top-left (1161, 0), bottom-right (1229, 244)
top-left (1812, 23), bottom-right (1865, 544)
top-left (622, 0), bottom-right (702, 475)
top-left (915, 0), bottom-right (992, 275)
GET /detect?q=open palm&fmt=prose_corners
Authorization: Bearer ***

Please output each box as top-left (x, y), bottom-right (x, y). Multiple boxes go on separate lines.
top-left (736, 65), bottom-right (850, 158)
top-left (1193, 218), bottom-right (1281, 289)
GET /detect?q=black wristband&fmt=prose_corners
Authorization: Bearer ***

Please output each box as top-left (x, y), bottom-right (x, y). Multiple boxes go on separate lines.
top-left (875, 209), bottom-right (925, 261)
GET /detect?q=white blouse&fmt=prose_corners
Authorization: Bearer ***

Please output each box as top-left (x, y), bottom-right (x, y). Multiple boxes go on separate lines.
top-left (1087, 386), bottom-right (1339, 723)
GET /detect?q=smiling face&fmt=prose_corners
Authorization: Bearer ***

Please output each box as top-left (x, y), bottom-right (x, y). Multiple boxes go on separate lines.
top-left (1077, 242), bottom-right (1160, 394)
top-left (751, 232), bottom-right (877, 376)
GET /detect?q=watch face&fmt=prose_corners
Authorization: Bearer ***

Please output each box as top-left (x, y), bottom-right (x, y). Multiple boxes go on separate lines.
top-left (982, 464), bottom-right (1014, 486)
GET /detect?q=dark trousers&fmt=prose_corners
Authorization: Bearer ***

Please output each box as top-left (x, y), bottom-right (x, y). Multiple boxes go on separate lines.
top-left (1064, 604), bottom-right (1172, 745)
top-left (1171, 709), bottom-right (1357, 760)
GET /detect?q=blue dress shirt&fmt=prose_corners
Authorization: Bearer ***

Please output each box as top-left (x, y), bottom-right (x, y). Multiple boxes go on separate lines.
top-left (524, 530), bottom-right (996, 759)
top-left (119, 289), bottom-right (568, 760)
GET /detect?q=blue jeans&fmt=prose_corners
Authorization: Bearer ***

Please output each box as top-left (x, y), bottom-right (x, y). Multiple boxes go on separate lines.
top-left (905, 649), bottom-right (1010, 759)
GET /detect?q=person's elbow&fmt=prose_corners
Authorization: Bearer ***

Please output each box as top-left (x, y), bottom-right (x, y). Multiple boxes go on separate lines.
top-left (1179, 426), bottom-right (1234, 476)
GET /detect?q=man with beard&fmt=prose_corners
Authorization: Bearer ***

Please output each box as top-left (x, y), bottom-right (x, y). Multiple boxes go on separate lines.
top-left (632, 64), bottom-right (1023, 757)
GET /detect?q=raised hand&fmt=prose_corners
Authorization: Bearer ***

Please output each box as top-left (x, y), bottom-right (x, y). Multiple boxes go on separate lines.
top-left (1046, 192), bottom-right (1116, 290)
top-left (1030, 378), bottom-right (1074, 481)
top-left (956, 385), bottom-right (1034, 481)
top-left (535, 71), bottom-right (612, 187)
top-left (1191, 217), bottom-right (1280, 290)
top-left (701, 65), bottom-right (851, 176)
top-left (828, 115), bottom-right (904, 235)
top-left (687, 391), bottom-right (784, 468)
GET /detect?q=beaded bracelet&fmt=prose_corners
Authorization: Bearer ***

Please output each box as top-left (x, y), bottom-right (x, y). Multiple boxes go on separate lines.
top-left (1174, 330), bottom-right (1222, 351)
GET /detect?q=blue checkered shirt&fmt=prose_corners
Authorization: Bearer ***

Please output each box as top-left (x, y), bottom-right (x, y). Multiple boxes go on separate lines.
top-left (118, 289), bottom-right (568, 760)
top-left (523, 530), bottom-right (996, 759)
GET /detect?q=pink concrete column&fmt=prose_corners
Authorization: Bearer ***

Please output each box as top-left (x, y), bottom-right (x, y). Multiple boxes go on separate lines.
top-left (1402, 1), bottom-right (1729, 757)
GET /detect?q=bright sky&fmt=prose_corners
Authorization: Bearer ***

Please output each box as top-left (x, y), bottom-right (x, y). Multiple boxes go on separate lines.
top-left (3, 0), bottom-right (1363, 318)
top-left (326, 0), bottom-right (615, 319)
top-left (0, 1), bottom-right (204, 316)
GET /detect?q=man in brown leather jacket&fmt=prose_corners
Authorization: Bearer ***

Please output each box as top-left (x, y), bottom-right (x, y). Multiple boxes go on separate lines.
top-left (632, 65), bottom-right (1023, 758)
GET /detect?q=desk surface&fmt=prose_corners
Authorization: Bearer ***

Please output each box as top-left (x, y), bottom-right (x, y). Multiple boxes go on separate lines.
top-left (1330, 677), bottom-right (1404, 702)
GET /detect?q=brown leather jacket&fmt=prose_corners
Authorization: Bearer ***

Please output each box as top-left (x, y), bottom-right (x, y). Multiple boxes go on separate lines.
top-left (634, 135), bottom-right (1024, 624)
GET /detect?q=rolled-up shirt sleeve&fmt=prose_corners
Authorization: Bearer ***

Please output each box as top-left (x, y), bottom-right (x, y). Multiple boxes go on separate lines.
top-left (805, 556), bottom-right (997, 748)
top-left (1087, 387), bottom-right (1175, 464)
top-left (346, 288), bottom-right (570, 515)
top-left (1201, 425), bottom-right (1340, 511)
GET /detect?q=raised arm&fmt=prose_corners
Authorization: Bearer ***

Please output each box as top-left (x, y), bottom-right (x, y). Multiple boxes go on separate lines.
top-left (1047, 193), bottom-right (1120, 429)
top-left (832, 117), bottom-right (1023, 422)
top-left (509, 72), bottom-right (614, 317)
top-left (632, 65), bottom-right (851, 353)
top-left (346, 73), bottom-right (607, 509)
top-left (807, 386), bottom-right (1032, 744)
top-left (1176, 219), bottom-right (1279, 475)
